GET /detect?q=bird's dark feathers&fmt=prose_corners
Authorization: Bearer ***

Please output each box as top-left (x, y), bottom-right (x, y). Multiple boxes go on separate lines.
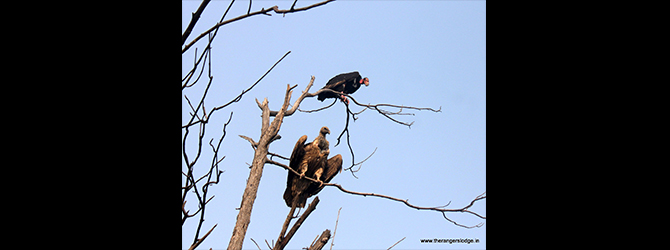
top-left (304, 154), bottom-right (342, 197)
top-left (317, 71), bottom-right (367, 101)
top-left (283, 127), bottom-right (343, 208)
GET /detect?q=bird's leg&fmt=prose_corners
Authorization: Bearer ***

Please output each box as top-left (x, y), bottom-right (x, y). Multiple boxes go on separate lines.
top-left (313, 168), bottom-right (324, 187)
top-left (298, 162), bottom-right (308, 179)
top-left (339, 93), bottom-right (349, 105)
top-left (340, 82), bottom-right (349, 104)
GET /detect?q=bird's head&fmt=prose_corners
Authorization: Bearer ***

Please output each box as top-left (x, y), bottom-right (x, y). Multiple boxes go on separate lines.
top-left (360, 77), bottom-right (370, 87)
top-left (320, 126), bottom-right (330, 135)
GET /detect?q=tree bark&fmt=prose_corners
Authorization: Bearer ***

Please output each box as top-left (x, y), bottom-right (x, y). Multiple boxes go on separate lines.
top-left (309, 229), bottom-right (331, 250)
top-left (274, 197), bottom-right (320, 250)
top-left (227, 85), bottom-right (294, 250)
top-left (226, 134), bottom-right (270, 250)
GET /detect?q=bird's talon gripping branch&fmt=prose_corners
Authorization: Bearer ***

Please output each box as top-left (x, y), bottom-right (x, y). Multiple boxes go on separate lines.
top-left (283, 126), bottom-right (342, 208)
top-left (340, 94), bottom-right (349, 104)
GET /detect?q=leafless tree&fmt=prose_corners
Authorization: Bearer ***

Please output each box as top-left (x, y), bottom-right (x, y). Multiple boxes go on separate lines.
top-left (182, 1), bottom-right (485, 250)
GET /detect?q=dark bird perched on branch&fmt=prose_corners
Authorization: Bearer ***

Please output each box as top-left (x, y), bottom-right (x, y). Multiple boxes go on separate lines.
top-left (317, 71), bottom-right (369, 104)
top-left (283, 126), bottom-right (343, 208)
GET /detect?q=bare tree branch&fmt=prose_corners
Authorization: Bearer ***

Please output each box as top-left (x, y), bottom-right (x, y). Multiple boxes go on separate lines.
top-left (266, 83), bottom-right (440, 178)
top-left (308, 229), bottom-right (331, 250)
top-left (183, 110), bottom-right (231, 248)
top-left (210, 51), bottom-right (291, 114)
top-left (182, 200), bottom-right (196, 225)
top-left (228, 83), bottom-right (296, 250)
top-left (298, 98), bottom-right (336, 113)
top-left (442, 212), bottom-right (484, 229)
top-left (182, 0), bottom-right (235, 89)
top-left (276, 197), bottom-right (300, 249)
top-left (329, 207), bottom-right (341, 250)
top-left (183, 0), bottom-right (336, 54)
top-left (188, 224), bottom-right (217, 250)
top-left (249, 238), bottom-right (263, 250)
top-left (239, 135), bottom-right (258, 148)
top-left (265, 239), bottom-right (273, 250)
top-left (342, 147), bottom-right (376, 179)
top-left (182, 46), bottom-right (210, 89)
top-left (182, 0), bottom-right (212, 45)
top-left (266, 158), bottom-right (486, 228)
top-left (183, 51), bottom-right (291, 129)
top-left (268, 76), bottom-right (316, 117)
top-left (345, 90), bottom-right (442, 127)
top-left (273, 197), bottom-right (321, 250)
top-left (387, 237), bottom-right (405, 250)
top-left (290, 0), bottom-right (299, 11)
top-left (182, 2), bottom-right (344, 249)
top-left (329, 184), bottom-right (487, 222)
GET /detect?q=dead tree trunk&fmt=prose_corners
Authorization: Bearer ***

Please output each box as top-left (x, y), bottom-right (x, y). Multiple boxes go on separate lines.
top-left (227, 84), bottom-right (295, 250)
top-left (308, 229), bottom-right (331, 250)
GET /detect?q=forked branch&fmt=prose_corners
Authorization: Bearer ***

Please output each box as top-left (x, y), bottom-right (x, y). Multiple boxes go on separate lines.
top-left (267, 81), bottom-right (439, 176)
top-left (265, 157), bottom-right (486, 229)
top-left (273, 197), bottom-right (321, 250)
top-left (183, 0), bottom-right (336, 53)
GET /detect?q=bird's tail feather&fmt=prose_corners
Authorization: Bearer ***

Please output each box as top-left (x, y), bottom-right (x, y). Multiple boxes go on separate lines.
top-left (283, 188), bottom-right (293, 207)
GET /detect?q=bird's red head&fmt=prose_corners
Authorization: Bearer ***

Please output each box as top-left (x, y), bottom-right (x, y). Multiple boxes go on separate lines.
top-left (360, 77), bottom-right (370, 86)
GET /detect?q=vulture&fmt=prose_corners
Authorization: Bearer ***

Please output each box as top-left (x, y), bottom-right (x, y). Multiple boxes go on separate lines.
top-left (317, 71), bottom-right (369, 104)
top-left (283, 126), bottom-right (343, 208)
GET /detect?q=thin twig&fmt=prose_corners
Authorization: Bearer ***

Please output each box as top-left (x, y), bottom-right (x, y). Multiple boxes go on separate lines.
top-left (298, 98), bottom-right (336, 113)
top-left (250, 238), bottom-right (262, 250)
top-left (308, 88), bottom-right (442, 127)
top-left (210, 51), bottom-right (291, 113)
top-left (265, 239), bottom-right (273, 250)
top-left (182, 0), bottom-right (235, 89)
top-left (310, 234), bottom-right (320, 249)
top-left (182, 37), bottom-right (210, 89)
top-left (268, 85), bottom-right (439, 179)
top-left (266, 159), bottom-right (486, 228)
top-left (188, 224), bottom-right (217, 250)
top-left (309, 229), bottom-right (331, 250)
top-left (343, 147), bottom-right (377, 178)
top-left (239, 135), bottom-right (258, 148)
top-left (387, 237), bottom-right (406, 250)
top-left (277, 198), bottom-right (299, 248)
top-left (183, 0), bottom-right (336, 53)
top-left (273, 197), bottom-right (321, 250)
top-left (182, 51), bottom-right (290, 130)
top-left (442, 212), bottom-right (485, 229)
top-left (268, 76), bottom-right (316, 117)
top-left (182, 0), bottom-right (212, 45)
top-left (268, 151), bottom-right (290, 161)
top-left (329, 207), bottom-right (342, 250)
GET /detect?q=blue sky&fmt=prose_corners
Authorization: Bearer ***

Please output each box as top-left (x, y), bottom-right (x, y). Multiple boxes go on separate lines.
top-left (182, 1), bottom-right (486, 249)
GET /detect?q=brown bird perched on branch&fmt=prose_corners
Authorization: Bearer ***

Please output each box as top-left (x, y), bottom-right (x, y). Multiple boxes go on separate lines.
top-left (283, 126), bottom-right (343, 208)
top-left (317, 71), bottom-right (369, 105)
